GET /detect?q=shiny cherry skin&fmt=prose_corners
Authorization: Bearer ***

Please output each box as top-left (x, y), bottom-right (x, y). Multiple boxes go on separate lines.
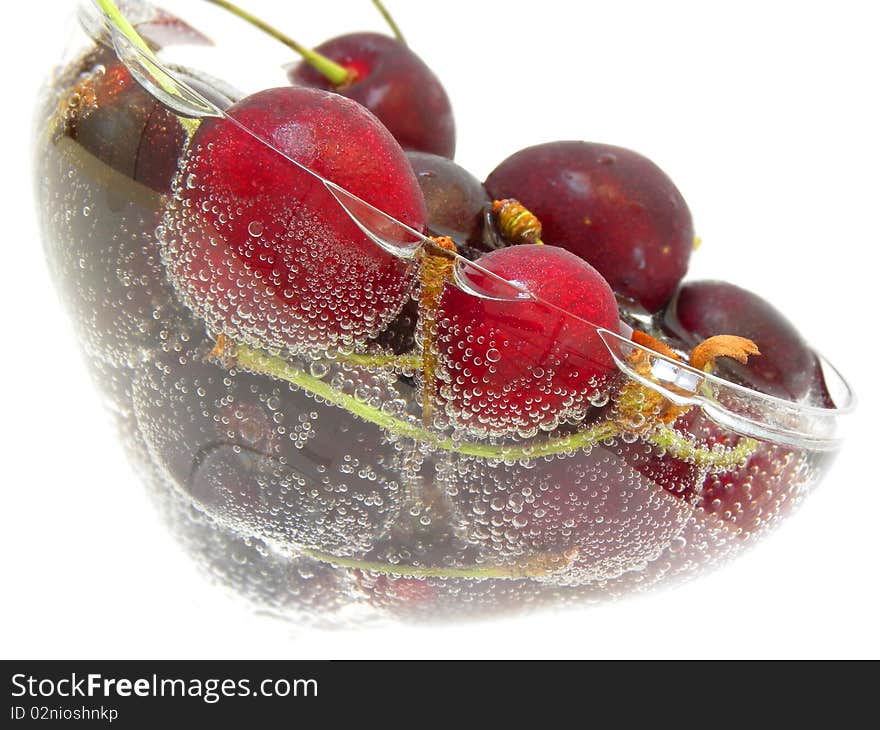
top-left (406, 151), bottom-right (489, 249)
top-left (289, 32), bottom-right (455, 158)
top-left (485, 141), bottom-right (694, 313)
top-left (435, 245), bottom-right (620, 435)
top-left (161, 86), bottom-right (427, 354)
top-left (663, 280), bottom-right (823, 402)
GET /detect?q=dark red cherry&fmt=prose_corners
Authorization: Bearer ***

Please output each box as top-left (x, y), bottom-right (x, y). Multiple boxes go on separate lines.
top-left (161, 85), bottom-right (426, 354)
top-left (663, 280), bottom-right (822, 402)
top-left (445, 436), bottom-right (700, 581)
top-left (134, 432), bottom-right (356, 621)
top-left (35, 46), bottom-right (232, 368)
top-left (58, 50), bottom-right (187, 193)
top-left (676, 410), bottom-right (826, 540)
top-left (289, 32), bottom-right (455, 158)
top-left (436, 245), bottom-right (621, 435)
top-left (133, 348), bottom-right (406, 556)
top-left (485, 141), bottom-right (694, 312)
top-left (406, 151), bottom-right (489, 249)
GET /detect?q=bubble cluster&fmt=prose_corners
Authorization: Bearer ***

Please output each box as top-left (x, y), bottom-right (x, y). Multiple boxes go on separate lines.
top-left (132, 349), bottom-right (405, 556)
top-left (439, 440), bottom-right (698, 583)
top-left (679, 409), bottom-right (818, 540)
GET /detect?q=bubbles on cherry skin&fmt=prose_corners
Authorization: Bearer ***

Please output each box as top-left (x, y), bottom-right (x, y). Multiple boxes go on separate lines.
top-left (675, 409), bottom-right (828, 540)
top-left (159, 86), bottom-right (426, 356)
top-left (435, 245), bottom-right (621, 436)
top-left (132, 348), bottom-right (406, 557)
top-left (440, 436), bottom-right (700, 583)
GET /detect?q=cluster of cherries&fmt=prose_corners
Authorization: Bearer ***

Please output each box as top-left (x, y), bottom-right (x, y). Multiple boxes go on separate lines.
top-left (36, 0), bottom-right (835, 616)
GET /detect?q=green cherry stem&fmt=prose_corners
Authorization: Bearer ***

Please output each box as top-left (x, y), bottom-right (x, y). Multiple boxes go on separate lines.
top-left (233, 343), bottom-right (620, 459)
top-left (228, 342), bottom-right (754, 469)
top-left (299, 549), bottom-right (566, 580)
top-left (370, 0), bottom-right (407, 45)
top-left (93, 0), bottom-right (200, 136)
top-left (334, 351), bottom-right (423, 371)
top-left (648, 426), bottom-right (758, 472)
top-left (204, 0), bottom-right (354, 87)
top-left (94, 0), bottom-right (152, 55)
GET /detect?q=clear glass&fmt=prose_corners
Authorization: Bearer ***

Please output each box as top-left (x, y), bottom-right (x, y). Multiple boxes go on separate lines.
top-left (33, 0), bottom-right (855, 623)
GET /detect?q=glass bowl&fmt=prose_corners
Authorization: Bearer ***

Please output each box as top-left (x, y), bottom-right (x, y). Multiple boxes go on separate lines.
top-left (33, 0), bottom-right (855, 623)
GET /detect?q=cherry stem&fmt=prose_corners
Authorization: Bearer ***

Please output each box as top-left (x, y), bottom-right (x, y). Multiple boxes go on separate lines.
top-left (204, 0), bottom-right (354, 87)
top-left (231, 342), bottom-right (618, 459)
top-left (493, 199), bottom-right (545, 246)
top-left (95, 0), bottom-right (152, 55)
top-left (649, 427), bottom-right (757, 472)
top-left (94, 0), bottom-right (199, 136)
top-left (225, 341), bottom-right (755, 469)
top-left (370, 0), bottom-right (407, 45)
top-left (419, 237), bottom-right (458, 424)
top-left (300, 547), bottom-right (571, 580)
top-left (334, 351), bottom-right (423, 370)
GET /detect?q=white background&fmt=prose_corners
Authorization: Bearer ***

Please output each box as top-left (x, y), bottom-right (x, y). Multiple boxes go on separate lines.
top-left (2, 0), bottom-right (878, 659)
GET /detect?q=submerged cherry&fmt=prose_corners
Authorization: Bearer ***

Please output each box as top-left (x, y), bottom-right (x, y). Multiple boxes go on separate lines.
top-left (446, 436), bottom-right (700, 581)
top-left (133, 347), bottom-right (405, 556)
top-left (435, 245), bottom-right (620, 435)
top-left (485, 141), bottom-right (694, 313)
top-left (35, 35), bottom-right (237, 369)
top-left (675, 410), bottom-right (822, 540)
top-left (161, 85), bottom-right (426, 354)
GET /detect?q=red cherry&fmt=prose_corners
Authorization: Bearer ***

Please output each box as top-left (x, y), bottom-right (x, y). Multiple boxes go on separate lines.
top-left (677, 411), bottom-right (821, 539)
top-left (203, 2), bottom-right (455, 157)
top-left (485, 142), bottom-right (694, 313)
top-left (289, 32), bottom-right (455, 158)
top-left (406, 151), bottom-right (489, 249)
top-left (36, 43), bottom-right (236, 368)
top-left (446, 438), bottom-right (701, 580)
top-left (161, 86), bottom-right (427, 353)
top-left (436, 245), bottom-right (620, 435)
top-left (663, 280), bottom-right (823, 402)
